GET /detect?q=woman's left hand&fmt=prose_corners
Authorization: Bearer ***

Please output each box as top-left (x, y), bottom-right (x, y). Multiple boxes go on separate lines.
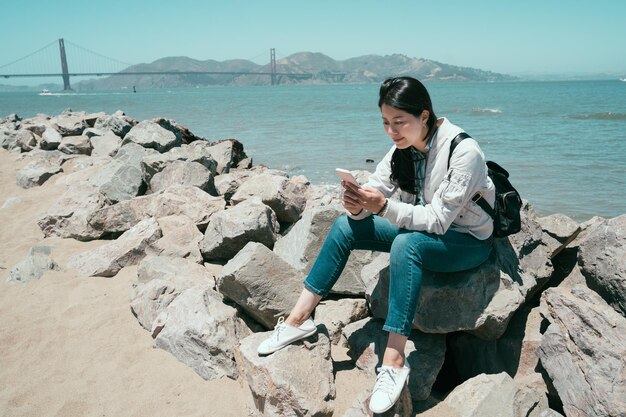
top-left (342, 182), bottom-right (387, 214)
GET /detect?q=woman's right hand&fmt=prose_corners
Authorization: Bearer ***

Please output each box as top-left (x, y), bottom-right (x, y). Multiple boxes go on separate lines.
top-left (341, 181), bottom-right (364, 215)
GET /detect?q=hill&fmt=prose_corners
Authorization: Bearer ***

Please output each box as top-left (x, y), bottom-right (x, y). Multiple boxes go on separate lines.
top-left (76, 52), bottom-right (515, 90)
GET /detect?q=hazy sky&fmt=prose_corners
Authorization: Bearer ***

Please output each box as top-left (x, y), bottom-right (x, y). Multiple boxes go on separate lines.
top-left (2, 0), bottom-right (625, 77)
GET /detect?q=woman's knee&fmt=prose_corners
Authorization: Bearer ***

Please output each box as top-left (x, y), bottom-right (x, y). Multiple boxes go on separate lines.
top-left (390, 232), bottom-right (429, 263)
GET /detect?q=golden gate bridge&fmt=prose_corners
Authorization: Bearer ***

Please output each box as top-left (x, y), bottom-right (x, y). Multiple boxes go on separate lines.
top-left (0, 39), bottom-right (345, 89)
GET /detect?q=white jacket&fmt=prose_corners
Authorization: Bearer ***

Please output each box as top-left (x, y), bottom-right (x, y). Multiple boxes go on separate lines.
top-left (349, 118), bottom-right (495, 240)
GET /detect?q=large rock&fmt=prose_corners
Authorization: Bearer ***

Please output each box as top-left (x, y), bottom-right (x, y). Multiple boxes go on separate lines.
top-left (213, 168), bottom-right (259, 200)
top-left (217, 242), bottom-right (305, 329)
top-left (58, 135), bottom-right (92, 155)
top-left (38, 183), bottom-right (108, 241)
top-left (151, 215), bottom-right (204, 263)
top-left (94, 113), bottom-right (133, 137)
top-left (200, 197), bottom-right (280, 261)
top-left (149, 160), bottom-right (215, 194)
top-left (314, 298), bottom-right (369, 344)
top-left (131, 255), bottom-right (214, 330)
top-left (231, 173), bottom-right (308, 224)
top-left (122, 120), bottom-right (181, 153)
top-left (537, 213), bottom-right (581, 258)
top-left (193, 139), bottom-right (247, 174)
top-left (88, 185), bottom-right (226, 235)
top-left (431, 372), bottom-right (548, 417)
top-left (235, 328), bottom-right (335, 417)
top-left (15, 130), bottom-right (38, 152)
top-left (578, 214), bottom-right (626, 316)
top-left (341, 317), bottom-right (446, 401)
top-left (538, 286), bottom-right (626, 417)
top-left (89, 161), bottom-right (144, 204)
top-left (39, 128), bottom-right (63, 150)
top-left (50, 112), bottom-right (89, 136)
top-left (1, 124), bottom-right (19, 150)
top-left (15, 159), bottom-right (63, 188)
top-left (364, 203), bottom-right (555, 339)
top-left (153, 286), bottom-right (251, 380)
top-left (274, 209), bottom-right (373, 295)
top-left (90, 131), bottom-right (122, 158)
top-left (8, 246), bottom-right (59, 283)
top-left (68, 217), bottom-right (162, 277)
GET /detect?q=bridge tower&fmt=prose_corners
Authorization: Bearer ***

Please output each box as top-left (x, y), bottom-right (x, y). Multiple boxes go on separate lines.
top-left (270, 48), bottom-right (277, 86)
top-left (58, 38), bottom-right (71, 90)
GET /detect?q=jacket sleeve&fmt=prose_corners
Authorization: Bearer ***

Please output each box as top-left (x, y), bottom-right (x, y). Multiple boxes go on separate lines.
top-left (381, 139), bottom-right (487, 234)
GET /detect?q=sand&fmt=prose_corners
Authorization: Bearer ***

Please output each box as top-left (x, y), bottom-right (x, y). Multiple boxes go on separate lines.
top-left (0, 149), bottom-right (375, 417)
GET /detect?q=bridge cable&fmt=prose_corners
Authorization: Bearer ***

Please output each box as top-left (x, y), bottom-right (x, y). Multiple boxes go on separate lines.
top-left (64, 39), bottom-right (134, 68)
top-left (0, 40), bottom-right (58, 70)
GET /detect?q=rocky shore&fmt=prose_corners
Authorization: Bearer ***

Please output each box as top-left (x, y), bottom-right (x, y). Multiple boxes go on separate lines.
top-left (1, 110), bottom-right (624, 417)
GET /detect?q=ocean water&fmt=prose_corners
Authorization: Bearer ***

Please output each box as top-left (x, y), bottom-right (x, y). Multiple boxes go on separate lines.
top-left (1, 80), bottom-right (625, 222)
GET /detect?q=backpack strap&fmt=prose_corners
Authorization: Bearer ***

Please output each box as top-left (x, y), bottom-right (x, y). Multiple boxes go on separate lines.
top-left (447, 132), bottom-right (496, 219)
top-left (447, 132), bottom-right (472, 168)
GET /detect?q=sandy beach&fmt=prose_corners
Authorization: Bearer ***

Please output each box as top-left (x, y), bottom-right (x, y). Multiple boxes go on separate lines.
top-left (0, 149), bottom-right (381, 417)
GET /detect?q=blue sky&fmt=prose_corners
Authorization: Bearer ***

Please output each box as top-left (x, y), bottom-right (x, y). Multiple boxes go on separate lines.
top-left (2, 0), bottom-right (625, 79)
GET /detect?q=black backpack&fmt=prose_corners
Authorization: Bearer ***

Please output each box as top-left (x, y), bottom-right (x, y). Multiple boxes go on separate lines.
top-left (448, 133), bottom-right (522, 237)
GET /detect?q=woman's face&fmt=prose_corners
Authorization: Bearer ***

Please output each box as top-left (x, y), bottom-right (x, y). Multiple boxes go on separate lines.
top-left (381, 104), bottom-right (430, 152)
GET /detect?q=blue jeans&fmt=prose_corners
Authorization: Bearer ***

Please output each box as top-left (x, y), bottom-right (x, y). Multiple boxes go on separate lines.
top-left (303, 215), bottom-right (492, 337)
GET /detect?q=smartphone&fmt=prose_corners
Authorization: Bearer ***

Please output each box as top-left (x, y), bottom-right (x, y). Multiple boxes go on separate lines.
top-left (335, 168), bottom-right (361, 187)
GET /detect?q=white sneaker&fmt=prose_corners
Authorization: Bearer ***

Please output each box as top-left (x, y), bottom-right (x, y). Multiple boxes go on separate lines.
top-left (369, 363), bottom-right (411, 414)
top-left (257, 317), bottom-right (317, 355)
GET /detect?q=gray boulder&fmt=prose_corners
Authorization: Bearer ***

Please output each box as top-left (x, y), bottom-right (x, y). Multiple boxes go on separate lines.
top-left (90, 131), bottom-right (122, 158)
top-left (151, 215), bottom-right (204, 263)
top-left (131, 255), bottom-right (214, 331)
top-left (58, 135), bottom-right (92, 155)
top-left (578, 214), bottom-right (626, 316)
top-left (231, 173), bottom-right (308, 224)
top-left (68, 217), bottom-right (162, 277)
top-left (235, 328), bottom-right (335, 417)
top-left (213, 168), bottom-right (258, 200)
top-left (538, 213), bottom-right (581, 258)
top-left (94, 114), bottom-right (133, 137)
top-left (50, 112), bottom-right (89, 136)
top-left (88, 185), bottom-right (225, 235)
top-left (149, 160), bottom-right (215, 194)
top-left (314, 298), bottom-right (369, 344)
top-left (200, 197), bottom-right (280, 261)
top-left (0, 124), bottom-right (19, 150)
top-left (39, 127), bottom-right (63, 150)
top-left (8, 246), bottom-right (59, 283)
top-left (538, 286), bottom-right (626, 417)
top-left (217, 242), bottom-right (305, 329)
top-left (38, 183), bottom-right (108, 241)
top-left (88, 154), bottom-right (145, 204)
top-left (341, 317), bottom-right (446, 401)
top-left (15, 159), bottom-right (63, 188)
top-left (192, 139), bottom-right (247, 174)
top-left (15, 130), bottom-right (38, 152)
top-left (122, 120), bottom-right (181, 153)
top-left (433, 372), bottom-right (548, 417)
top-left (153, 286), bottom-right (251, 380)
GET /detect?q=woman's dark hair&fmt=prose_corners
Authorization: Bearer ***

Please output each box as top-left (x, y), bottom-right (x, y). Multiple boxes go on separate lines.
top-left (378, 77), bottom-right (437, 194)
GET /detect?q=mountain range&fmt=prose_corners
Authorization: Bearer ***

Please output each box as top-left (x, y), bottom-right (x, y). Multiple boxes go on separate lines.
top-left (75, 52), bottom-right (517, 90)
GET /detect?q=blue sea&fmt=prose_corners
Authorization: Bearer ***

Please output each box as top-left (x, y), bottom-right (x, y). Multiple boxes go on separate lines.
top-left (1, 80), bottom-right (625, 222)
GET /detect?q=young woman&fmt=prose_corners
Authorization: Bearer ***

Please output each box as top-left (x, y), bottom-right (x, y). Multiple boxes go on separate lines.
top-left (257, 76), bottom-right (494, 413)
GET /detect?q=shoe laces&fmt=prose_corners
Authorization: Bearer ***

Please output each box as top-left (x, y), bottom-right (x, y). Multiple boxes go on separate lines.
top-left (373, 366), bottom-right (399, 396)
top-left (269, 317), bottom-right (287, 343)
